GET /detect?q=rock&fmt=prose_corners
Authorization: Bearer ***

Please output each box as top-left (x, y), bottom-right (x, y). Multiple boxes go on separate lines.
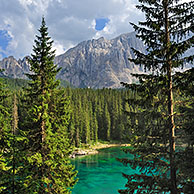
top-left (71, 150), bottom-right (87, 157)
top-left (0, 56), bottom-right (30, 79)
top-left (1, 32), bottom-right (193, 88)
top-left (55, 32), bottom-right (146, 88)
top-left (0, 32), bottom-right (146, 88)
top-left (70, 153), bottom-right (76, 158)
top-left (70, 149), bottom-right (99, 158)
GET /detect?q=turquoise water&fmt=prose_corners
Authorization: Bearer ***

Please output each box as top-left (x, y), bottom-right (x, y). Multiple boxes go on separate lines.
top-left (71, 147), bottom-right (136, 194)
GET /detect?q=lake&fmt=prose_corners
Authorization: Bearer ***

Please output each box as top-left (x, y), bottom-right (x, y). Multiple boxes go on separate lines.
top-left (71, 146), bottom-right (136, 194)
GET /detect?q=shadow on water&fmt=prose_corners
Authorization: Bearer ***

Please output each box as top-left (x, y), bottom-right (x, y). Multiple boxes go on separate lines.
top-left (71, 147), bottom-right (137, 194)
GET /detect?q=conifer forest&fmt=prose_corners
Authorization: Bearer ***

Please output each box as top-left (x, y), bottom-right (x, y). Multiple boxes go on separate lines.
top-left (0, 0), bottom-right (194, 193)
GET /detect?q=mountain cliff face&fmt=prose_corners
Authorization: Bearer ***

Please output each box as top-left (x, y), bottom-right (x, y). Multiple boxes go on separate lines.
top-left (55, 32), bottom-right (145, 88)
top-left (0, 32), bottom-right (146, 88)
top-left (0, 56), bottom-right (30, 79)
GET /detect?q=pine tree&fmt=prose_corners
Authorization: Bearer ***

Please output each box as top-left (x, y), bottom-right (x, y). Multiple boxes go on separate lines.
top-left (0, 73), bottom-right (11, 192)
top-left (0, 80), bottom-right (26, 193)
top-left (92, 112), bottom-right (98, 143)
top-left (119, 0), bottom-right (194, 193)
top-left (104, 103), bottom-right (111, 141)
top-left (82, 111), bottom-right (90, 144)
top-left (110, 96), bottom-right (119, 140)
top-left (174, 68), bottom-right (194, 193)
top-left (20, 17), bottom-right (77, 193)
top-left (73, 103), bottom-right (81, 147)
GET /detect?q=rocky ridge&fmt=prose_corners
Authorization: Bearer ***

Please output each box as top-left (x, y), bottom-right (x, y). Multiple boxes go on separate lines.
top-left (0, 32), bottom-right (146, 88)
top-left (55, 32), bottom-right (146, 88)
top-left (0, 56), bottom-right (30, 79)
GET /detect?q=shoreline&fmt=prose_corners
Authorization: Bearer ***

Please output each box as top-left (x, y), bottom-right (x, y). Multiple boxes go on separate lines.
top-left (70, 143), bottom-right (130, 158)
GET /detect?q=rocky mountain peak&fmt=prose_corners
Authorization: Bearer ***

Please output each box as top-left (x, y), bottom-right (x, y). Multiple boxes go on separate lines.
top-left (0, 56), bottom-right (23, 78)
top-left (0, 32), bottom-right (146, 88)
top-left (54, 32), bottom-right (145, 88)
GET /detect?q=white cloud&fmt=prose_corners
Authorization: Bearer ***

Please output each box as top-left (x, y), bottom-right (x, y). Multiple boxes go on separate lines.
top-left (0, 0), bottom-right (142, 59)
top-left (52, 41), bottom-right (65, 56)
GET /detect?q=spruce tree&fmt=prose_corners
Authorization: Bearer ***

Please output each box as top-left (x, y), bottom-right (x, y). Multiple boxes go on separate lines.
top-left (104, 103), bottom-right (111, 141)
top-left (0, 73), bottom-right (11, 192)
top-left (119, 0), bottom-right (194, 193)
top-left (93, 112), bottom-right (98, 143)
top-left (0, 78), bottom-right (26, 193)
top-left (20, 17), bottom-right (77, 193)
top-left (174, 68), bottom-right (194, 193)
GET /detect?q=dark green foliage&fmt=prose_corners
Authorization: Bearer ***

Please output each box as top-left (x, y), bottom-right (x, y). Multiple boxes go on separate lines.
top-left (0, 77), bottom-right (27, 193)
top-left (0, 77), bottom-right (28, 90)
top-left (0, 77), bottom-right (10, 149)
top-left (4, 77), bottom-right (134, 145)
top-left (65, 88), bottom-right (131, 146)
top-left (0, 75), bottom-right (11, 192)
top-left (119, 0), bottom-right (194, 194)
top-left (104, 103), bottom-right (111, 141)
top-left (174, 68), bottom-right (194, 193)
top-left (120, 75), bottom-right (172, 193)
top-left (19, 18), bottom-right (77, 193)
top-left (3, 77), bottom-right (132, 146)
top-left (0, 76), bottom-right (71, 91)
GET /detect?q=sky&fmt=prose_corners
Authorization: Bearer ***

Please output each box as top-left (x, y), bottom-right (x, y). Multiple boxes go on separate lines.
top-left (0, 0), bottom-right (191, 60)
top-left (0, 0), bottom-right (144, 60)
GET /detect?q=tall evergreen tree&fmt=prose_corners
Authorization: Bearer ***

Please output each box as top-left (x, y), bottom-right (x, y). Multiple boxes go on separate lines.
top-left (0, 78), bottom-right (26, 193)
top-left (174, 68), bottom-right (194, 193)
top-left (20, 17), bottom-right (77, 193)
top-left (104, 103), bottom-right (111, 141)
top-left (119, 0), bottom-right (194, 193)
top-left (0, 73), bottom-right (11, 192)
top-left (92, 111), bottom-right (98, 143)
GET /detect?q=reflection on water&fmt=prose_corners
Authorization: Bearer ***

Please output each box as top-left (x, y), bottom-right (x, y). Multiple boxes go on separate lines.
top-left (71, 147), bottom-right (136, 194)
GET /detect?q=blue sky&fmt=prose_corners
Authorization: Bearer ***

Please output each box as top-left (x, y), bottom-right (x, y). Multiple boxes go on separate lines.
top-left (0, 19), bottom-right (112, 58)
top-left (0, 0), bottom-right (191, 60)
top-left (0, 17), bottom-right (110, 58)
top-left (0, 30), bottom-right (12, 59)
top-left (95, 18), bottom-right (110, 31)
top-left (0, 0), bottom-right (143, 59)
top-left (0, 30), bottom-right (11, 50)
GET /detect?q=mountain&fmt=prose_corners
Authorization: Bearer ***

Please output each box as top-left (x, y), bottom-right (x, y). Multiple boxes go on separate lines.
top-left (55, 32), bottom-right (145, 88)
top-left (0, 56), bottom-right (30, 79)
top-left (0, 32), bottom-right (146, 88)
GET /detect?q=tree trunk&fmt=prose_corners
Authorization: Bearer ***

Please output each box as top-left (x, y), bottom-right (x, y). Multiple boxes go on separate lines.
top-left (12, 94), bottom-right (18, 194)
top-left (40, 80), bottom-right (46, 192)
top-left (12, 94), bottom-right (18, 134)
top-left (163, 1), bottom-right (177, 193)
